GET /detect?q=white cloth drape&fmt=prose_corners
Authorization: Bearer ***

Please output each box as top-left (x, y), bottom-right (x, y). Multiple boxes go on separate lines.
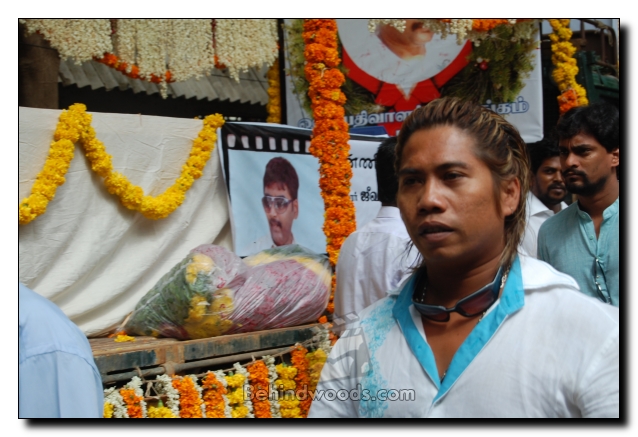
top-left (19, 107), bottom-right (232, 336)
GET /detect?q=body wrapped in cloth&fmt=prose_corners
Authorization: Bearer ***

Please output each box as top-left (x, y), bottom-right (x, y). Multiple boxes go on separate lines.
top-left (123, 244), bottom-right (331, 340)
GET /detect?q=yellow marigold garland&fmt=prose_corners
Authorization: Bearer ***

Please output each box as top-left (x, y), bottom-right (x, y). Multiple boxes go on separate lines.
top-left (306, 348), bottom-right (328, 394)
top-left (19, 104), bottom-right (225, 224)
top-left (247, 360), bottom-right (273, 418)
top-left (172, 376), bottom-right (204, 418)
top-left (266, 58), bottom-right (282, 123)
top-left (303, 19), bottom-right (356, 315)
top-left (275, 363), bottom-right (301, 418)
top-left (147, 402), bottom-right (178, 418)
top-left (548, 19), bottom-right (588, 114)
top-left (225, 367), bottom-right (252, 418)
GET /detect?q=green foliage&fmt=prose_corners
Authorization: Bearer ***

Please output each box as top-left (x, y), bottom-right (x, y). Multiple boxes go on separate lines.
top-left (284, 19), bottom-right (386, 118)
top-left (441, 24), bottom-right (538, 104)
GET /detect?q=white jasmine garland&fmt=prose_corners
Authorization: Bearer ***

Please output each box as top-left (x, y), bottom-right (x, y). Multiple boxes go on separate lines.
top-left (168, 20), bottom-right (215, 83)
top-left (104, 386), bottom-right (129, 418)
top-left (215, 19), bottom-right (278, 82)
top-left (263, 355), bottom-right (282, 418)
top-left (20, 19), bottom-right (112, 64)
top-left (213, 370), bottom-right (233, 418)
top-left (113, 19), bottom-right (137, 74)
top-left (155, 374), bottom-right (180, 417)
top-left (367, 19), bottom-right (407, 33)
top-left (233, 362), bottom-right (255, 418)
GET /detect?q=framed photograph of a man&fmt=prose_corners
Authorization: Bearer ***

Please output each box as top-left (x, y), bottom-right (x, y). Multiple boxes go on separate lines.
top-left (218, 122), bottom-right (385, 258)
top-left (219, 123), bottom-right (325, 257)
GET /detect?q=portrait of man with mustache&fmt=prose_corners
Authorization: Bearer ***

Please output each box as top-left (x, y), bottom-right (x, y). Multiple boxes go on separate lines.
top-left (537, 102), bottom-right (619, 306)
top-left (261, 157), bottom-right (299, 247)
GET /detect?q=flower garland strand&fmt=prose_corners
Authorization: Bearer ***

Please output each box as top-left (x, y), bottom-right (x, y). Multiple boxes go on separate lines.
top-left (303, 19), bottom-right (356, 314)
top-left (263, 355), bottom-right (282, 418)
top-left (275, 363), bottom-right (301, 418)
top-left (548, 19), bottom-right (588, 114)
top-left (172, 375), bottom-right (205, 418)
top-left (247, 360), bottom-right (273, 418)
top-left (103, 386), bottom-right (128, 418)
top-left (201, 371), bottom-right (230, 418)
top-left (266, 58), bottom-right (282, 123)
top-left (18, 108), bottom-right (79, 225)
top-left (155, 374), bottom-right (181, 417)
top-left (291, 345), bottom-right (312, 418)
top-left (147, 400), bottom-right (178, 418)
top-left (19, 104), bottom-right (225, 224)
top-left (119, 376), bottom-right (147, 418)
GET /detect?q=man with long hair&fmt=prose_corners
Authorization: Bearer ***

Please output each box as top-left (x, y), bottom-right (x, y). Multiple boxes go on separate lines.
top-left (309, 98), bottom-right (618, 418)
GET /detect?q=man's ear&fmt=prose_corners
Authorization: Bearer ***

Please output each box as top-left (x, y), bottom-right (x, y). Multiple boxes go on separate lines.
top-left (293, 199), bottom-right (299, 219)
top-left (610, 147), bottom-right (619, 168)
top-left (500, 177), bottom-right (521, 217)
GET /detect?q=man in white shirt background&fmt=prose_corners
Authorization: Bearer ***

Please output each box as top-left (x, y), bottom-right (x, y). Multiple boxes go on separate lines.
top-left (519, 138), bottom-right (568, 258)
top-left (334, 137), bottom-right (418, 319)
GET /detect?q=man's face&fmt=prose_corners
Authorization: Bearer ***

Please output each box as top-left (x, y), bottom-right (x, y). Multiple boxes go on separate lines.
top-left (559, 133), bottom-right (619, 197)
top-left (402, 19), bottom-right (434, 45)
top-left (531, 156), bottom-right (566, 207)
top-left (397, 126), bottom-right (519, 267)
top-left (263, 183), bottom-right (298, 246)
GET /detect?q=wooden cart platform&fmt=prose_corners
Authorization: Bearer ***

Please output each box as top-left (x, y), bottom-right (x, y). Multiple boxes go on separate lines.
top-left (90, 323), bottom-right (321, 384)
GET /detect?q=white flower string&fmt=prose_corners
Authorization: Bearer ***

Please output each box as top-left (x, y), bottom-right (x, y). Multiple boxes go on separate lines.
top-left (214, 19), bottom-right (278, 82)
top-left (167, 20), bottom-right (216, 83)
top-left (19, 19), bottom-right (112, 64)
top-left (263, 355), bottom-right (282, 418)
top-left (103, 386), bottom-right (129, 418)
top-left (213, 370), bottom-right (233, 418)
top-left (155, 374), bottom-right (180, 417)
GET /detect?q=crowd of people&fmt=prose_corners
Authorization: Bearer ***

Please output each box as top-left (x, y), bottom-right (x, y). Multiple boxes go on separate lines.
top-left (19, 97), bottom-right (619, 419)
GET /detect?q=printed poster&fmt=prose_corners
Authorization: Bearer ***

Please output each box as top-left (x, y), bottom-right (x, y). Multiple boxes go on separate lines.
top-left (284, 19), bottom-right (543, 142)
top-left (217, 122), bottom-right (384, 257)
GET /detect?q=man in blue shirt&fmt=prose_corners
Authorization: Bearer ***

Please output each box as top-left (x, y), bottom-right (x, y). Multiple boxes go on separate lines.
top-left (19, 283), bottom-right (104, 418)
top-left (537, 103), bottom-right (619, 306)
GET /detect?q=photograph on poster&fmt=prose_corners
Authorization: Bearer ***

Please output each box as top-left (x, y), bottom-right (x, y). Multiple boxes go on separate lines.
top-left (219, 123), bottom-right (384, 257)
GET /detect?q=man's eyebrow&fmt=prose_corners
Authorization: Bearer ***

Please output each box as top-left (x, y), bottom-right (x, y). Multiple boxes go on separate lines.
top-left (398, 162), bottom-right (469, 176)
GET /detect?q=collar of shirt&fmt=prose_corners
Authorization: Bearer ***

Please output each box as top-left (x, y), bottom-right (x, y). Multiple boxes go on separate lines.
top-left (575, 197), bottom-right (619, 221)
top-left (391, 256), bottom-right (525, 398)
top-left (528, 192), bottom-right (568, 217)
top-left (376, 206), bottom-right (402, 220)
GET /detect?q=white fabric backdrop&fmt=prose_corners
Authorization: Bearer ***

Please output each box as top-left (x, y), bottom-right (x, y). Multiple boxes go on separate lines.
top-left (19, 107), bottom-right (232, 336)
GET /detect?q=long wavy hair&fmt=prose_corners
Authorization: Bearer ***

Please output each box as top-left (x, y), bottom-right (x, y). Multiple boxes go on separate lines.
top-left (396, 97), bottom-right (530, 269)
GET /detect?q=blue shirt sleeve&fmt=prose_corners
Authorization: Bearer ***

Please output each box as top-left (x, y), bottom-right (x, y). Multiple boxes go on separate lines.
top-left (19, 351), bottom-right (104, 418)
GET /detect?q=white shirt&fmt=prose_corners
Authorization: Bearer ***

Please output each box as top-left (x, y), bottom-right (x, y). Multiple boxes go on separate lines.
top-left (334, 206), bottom-right (419, 319)
top-left (309, 255), bottom-right (619, 418)
top-left (519, 192), bottom-right (568, 258)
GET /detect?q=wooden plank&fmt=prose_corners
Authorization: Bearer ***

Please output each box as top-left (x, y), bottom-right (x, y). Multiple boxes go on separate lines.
top-left (181, 324), bottom-right (319, 361)
top-left (89, 324), bottom-right (320, 375)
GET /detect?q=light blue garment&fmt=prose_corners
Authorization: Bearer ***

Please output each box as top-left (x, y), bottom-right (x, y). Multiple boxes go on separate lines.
top-left (19, 283), bottom-right (104, 418)
top-left (537, 198), bottom-right (619, 306)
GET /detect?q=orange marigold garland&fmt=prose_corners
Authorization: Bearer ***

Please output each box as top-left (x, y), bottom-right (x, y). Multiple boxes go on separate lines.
top-left (291, 345), bottom-right (312, 418)
top-left (172, 375), bottom-right (204, 418)
top-left (96, 53), bottom-right (173, 84)
top-left (247, 360), bottom-right (273, 418)
top-left (303, 19), bottom-right (356, 314)
top-left (266, 58), bottom-right (282, 123)
top-left (201, 371), bottom-right (231, 418)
